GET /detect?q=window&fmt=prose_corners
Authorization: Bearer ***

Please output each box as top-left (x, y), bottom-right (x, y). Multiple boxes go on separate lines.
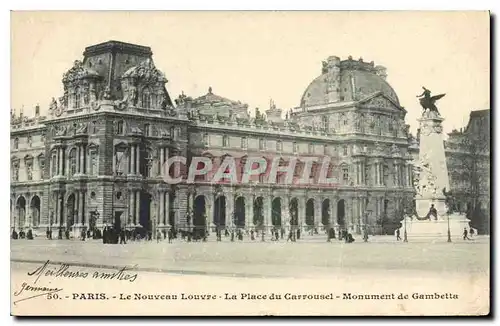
top-left (259, 138), bottom-right (266, 150)
top-left (343, 145), bottom-right (348, 156)
top-left (51, 152), bottom-right (57, 176)
top-left (39, 156), bottom-right (45, 180)
top-left (74, 87), bottom-right (80, 108)
top-left (69, 148), bottom-right (77, 175)
top-left (308, 143), bottom-right (314, 154)
top-left (116, 121), bottom-right (124, 135)
top-left (322, 116), bottom-right (329, 130)
top-left (12, 162), bottom-right (19, 181)
top-left (91, 121), bottom-right (97, 134)
top-left (203, 133), bottom-right (209, 146)
top-left (27, 136), bottom-right (32, 147)
top-left (342, 166), bottom-right (349, 183)
top-left (241, 137), bottom-right (247, 149)
top-left (142, 88), bottom-right (152, 108)
top-left (170, 127), bottom-right (175, 140)
top-left (359, 114), bottom-right (365, 133)
top-left (276, 140), bottom-right (282, 152)
top-left (293, 142), bottom-right (298, 153)
top-left (144, 124), bottom-right (150, 137)
top-left (90, 150), bottom-right (98, 175)
top-left (223, 135), bottom-right (229, 147)
top-left (14, 138), bottom-right (19, 150)
top-left (84, 88), bottom-right (90, 105)
top-left (323, 144), bottom-right (328, 155)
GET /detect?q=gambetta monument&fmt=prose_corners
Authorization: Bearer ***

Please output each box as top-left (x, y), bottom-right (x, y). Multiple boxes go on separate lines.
top-left (402, 87), bottom-right (470, 239)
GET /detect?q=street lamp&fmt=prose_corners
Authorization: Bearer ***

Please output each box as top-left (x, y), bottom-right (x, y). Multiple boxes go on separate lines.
top-left (447, 211), bottom-right (452, 243)
top-left (403, 209), bottom-right (408, 242)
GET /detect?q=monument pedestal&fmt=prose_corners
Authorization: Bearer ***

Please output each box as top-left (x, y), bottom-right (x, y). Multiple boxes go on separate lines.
top-left (401, 213), bottom-right (470, 240)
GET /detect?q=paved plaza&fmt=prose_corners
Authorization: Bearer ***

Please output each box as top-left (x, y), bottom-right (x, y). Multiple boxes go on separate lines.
top-left (11, 235), bottom-right (489, 279)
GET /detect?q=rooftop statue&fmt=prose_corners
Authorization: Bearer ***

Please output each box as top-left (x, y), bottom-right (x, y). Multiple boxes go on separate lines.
top-left (416, 86), bottom-right (445, 116)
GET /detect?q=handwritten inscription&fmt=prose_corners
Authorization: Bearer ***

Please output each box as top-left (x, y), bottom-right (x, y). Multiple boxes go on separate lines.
top-left (27, 260), bottom-right (138, 283)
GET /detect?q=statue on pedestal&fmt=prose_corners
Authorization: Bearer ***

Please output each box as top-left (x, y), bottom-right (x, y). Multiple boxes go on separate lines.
top-left (417, 86), bottom-right (445, 116)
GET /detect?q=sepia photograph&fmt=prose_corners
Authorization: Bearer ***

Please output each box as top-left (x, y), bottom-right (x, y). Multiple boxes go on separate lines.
top-left (9, 11), bottom-right (490, 316)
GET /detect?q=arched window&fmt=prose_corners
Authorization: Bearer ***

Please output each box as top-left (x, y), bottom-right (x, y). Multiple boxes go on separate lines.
top-left (91, 121), bottom-right (97, 134)
top-left (14, 138), bottom-right (19, 150)
top-left (293, 142), bottom-right (298, 153)
top-left (308, 143), bottom-right (314, 154)
top-left (323, 144), bottom-right (328, 155)
top-left (170, 127), bottom-right (175, 140)
top-left (27, 136), bottom-right (32, 147)
top-left (144, 124), bottom-right (150, 137)
top-left (69, 148), bottom-right (77, 175)
top-left (74, 87), bottom-right (80, 108)
top-left (343, 145), bottom-right (348, 156)
top-left (241, 136), bottom-right (247, 149)
top-left (223, 135), bottom-right (229, 147)
top-left (203, 133), bottom-right (209, 146)
top-left (142, 88), bottom-right (152, 108)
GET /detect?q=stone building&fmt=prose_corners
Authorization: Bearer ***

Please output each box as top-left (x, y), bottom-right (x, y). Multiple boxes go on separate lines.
top-left (10, 41), bottom-right (415, 236)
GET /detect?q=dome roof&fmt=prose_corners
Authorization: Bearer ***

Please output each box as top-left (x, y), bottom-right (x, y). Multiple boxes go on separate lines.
top-left (300, 56), bottom-right (400, 107)
top-left (192, 87), bottom-right (248, 109)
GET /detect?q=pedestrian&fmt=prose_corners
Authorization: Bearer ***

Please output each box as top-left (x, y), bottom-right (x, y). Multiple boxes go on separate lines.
top-left (120, 229), bottom-right (127, 244)
top-left (250, 229), bottom-right (255, 241)
top-left (463, 227), bottom-right (471, 240)
top-left (396, 228), bottom-right (401, 241)
top-left (157, 230), bottom-right (162, 243)
top-left (168, 229), bottom-right (173, 243)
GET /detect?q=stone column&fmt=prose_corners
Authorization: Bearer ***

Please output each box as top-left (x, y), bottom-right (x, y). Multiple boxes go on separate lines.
top-left (135, 190), bottom-right (140, 226)
top-left (265, 196), bottom-right (272, 232)
top-left (136, 145), bottom-right (141, 175)
top-left (247, 196), bottom-right (254, 229)
top-left (130, 145), bottom-right (136, 174)
top-left (54, 192), bottom-right (59, 227)
top-left (206, 198), bottom-right (213, 231)
top-left (314, 198), bottom-right (321, 228)
top-left (80, 145), bottom-right (86, 174)
top-left (165, 192), bottom-right (171, 227)
top-left (282, 196), bottom-right (290, 228)
top-left (298, 197), bottom-right (306, 230)
top-left (78, 191), bottom-right (84, 225)
top-left (128, 190), bottom-right (134, 227)
top-left (59, 193), bottom-right (64, 226)
top-left (58, 148), bottom-right (63, 175)
top-left (159, 147), bottom-right (165, 176)
top-left (226, 192), bottom-right (234, 228)
top-left (159, 191), bottom-right (165, 226)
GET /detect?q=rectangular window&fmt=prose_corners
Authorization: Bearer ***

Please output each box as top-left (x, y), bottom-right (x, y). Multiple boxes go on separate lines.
top-left (293, 142), bottom-right (298, 153)
top-left (144, 124), bottom-right (150, 137)
top-left (276, 141), bottom-right (282, 152)
top-left (241, 137), bottom-right (247, 149)
top-left (259, 139), bottom-right (266, 150)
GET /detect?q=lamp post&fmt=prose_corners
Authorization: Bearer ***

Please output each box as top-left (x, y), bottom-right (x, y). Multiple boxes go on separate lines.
top-left (447, 211), bottom-right (452, 243)
top-left (403, 209), bottom-right (408, 242)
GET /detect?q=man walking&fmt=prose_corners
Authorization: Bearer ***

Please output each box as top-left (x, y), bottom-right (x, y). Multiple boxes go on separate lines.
top-left (396, 228), bottom-right (401, 241)
top-left (463, 227), bottom-right (471, 240)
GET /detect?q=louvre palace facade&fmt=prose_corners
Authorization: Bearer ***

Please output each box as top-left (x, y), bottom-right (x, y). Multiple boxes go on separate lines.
top-left (10, 40), bottom-right (417, 236)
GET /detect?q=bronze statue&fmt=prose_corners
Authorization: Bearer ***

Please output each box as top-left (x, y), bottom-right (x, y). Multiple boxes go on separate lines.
top-left (417, 86), bottom-right (445, 115)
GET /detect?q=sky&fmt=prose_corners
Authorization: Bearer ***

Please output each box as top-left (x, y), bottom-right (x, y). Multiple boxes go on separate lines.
top-left (11, 11), bottom-right (490, 134)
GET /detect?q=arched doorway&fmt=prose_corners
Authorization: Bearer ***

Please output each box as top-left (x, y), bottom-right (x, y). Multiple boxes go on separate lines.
top-left (272, 198), bottom-right (282, 227)
top-left (234, 197), bottom-right (245, 227)
top-left (289, 198), bottom-right (299, 226)
top-left (139, 191), bottom-right (153, 232)
top-left (322, 199), bottom-right (330, 226)
top-left (214, 195), bottom-right (226, 227)
top-left (66, 194), bottom-right (76, 228)
top-left (253, 197), bottom-right (264, 227)
top-left (337, 199), bottom-right (345, 228)
top-left (193, 195), bottom-right (207, 229)
top-left (306, 198), bottom-right (314, 226)
top-left (16, 196), bottom-right (26, 229)
top-left (30, 195), bottom-right (41, 227)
